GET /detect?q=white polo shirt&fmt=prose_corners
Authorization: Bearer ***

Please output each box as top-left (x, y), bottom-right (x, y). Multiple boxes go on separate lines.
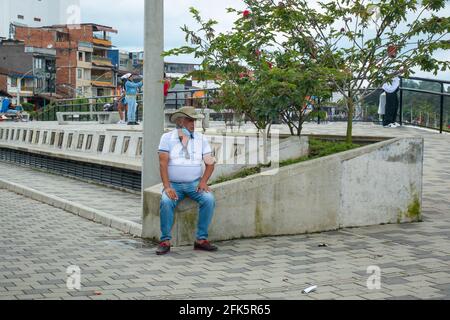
top-left (383, 77), bottom-right (400, 93)
top-left (158, 130), bottom-right (212, 183)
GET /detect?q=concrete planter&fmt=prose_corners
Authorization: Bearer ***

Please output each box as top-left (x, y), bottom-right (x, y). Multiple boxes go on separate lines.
top-left (143, 137), bottom-right (424, 246)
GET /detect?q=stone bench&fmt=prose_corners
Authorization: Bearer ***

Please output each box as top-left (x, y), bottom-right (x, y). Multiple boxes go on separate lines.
top-left (142, 137), bottom-right (424, 246)
top-left (57, 112), bottom-right (120, 125)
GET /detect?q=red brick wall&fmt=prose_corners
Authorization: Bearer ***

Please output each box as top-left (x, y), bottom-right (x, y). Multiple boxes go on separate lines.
top-left (14, 27), bottom-right (56, 49)
top-left (14, 25), bottom-right (91, 97)
top-left (0, 74), bottom-right (8, 93)
top-left (14, 24), bottom-right (109, 97)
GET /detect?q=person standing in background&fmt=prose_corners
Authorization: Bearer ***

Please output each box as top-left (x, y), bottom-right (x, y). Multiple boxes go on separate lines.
top-left (382, 45), bottom-right (401, 128)
top-left (125, 74), bottom-right (143, 126)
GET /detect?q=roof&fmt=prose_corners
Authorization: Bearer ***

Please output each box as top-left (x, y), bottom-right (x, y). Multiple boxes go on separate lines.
top-left (0, 67), bottom-right (35, 78)
top-left (34, 23), bottom-right (118, 34)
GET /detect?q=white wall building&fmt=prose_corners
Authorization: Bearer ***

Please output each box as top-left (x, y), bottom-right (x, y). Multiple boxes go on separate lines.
top-left (0, 0), bottom-right (81, 40)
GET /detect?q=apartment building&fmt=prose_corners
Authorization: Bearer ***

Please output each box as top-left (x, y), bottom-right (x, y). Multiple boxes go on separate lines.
top-left (0, 40), bottom-right (56, 105)
top-left (12, 23), bottom-right (118, 98)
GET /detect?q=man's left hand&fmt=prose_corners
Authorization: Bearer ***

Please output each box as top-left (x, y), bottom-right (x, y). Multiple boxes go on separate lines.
top-left (197, 181), bottom-right (211, 193)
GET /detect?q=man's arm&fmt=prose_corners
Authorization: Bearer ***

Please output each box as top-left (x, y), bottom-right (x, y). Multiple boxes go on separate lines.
top-left (159, 153), bottom-right (178, 200)
top-left (197, 161), bottom-right (215, 193)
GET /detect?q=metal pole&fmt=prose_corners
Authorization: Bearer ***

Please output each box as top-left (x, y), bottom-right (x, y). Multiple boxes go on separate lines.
top-left (440, 82), bottom-right (444, 134)
top-left (142, 0), bottom-right (165, 190)
top-left (399, 78), bottom-right (403, 126)
top-left (17, 77), bottom-right (21, 106)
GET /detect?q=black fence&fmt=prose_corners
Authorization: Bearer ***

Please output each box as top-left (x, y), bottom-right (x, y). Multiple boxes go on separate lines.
top-left (0, 147), bottom-right (142, 192)
top-left (323, 76), bottom-right (450, 133)
top-left (33, 77), bottom-right (449, 133)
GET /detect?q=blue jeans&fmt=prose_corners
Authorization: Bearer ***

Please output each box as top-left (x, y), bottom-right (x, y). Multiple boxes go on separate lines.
top-left (160, 179), bottom-right (216, 242)
top-left (126, 96), bottom-right (137, 123)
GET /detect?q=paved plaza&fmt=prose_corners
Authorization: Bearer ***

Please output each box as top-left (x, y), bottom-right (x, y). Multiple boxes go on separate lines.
top-left (0, 123), bottom-right (449, 300)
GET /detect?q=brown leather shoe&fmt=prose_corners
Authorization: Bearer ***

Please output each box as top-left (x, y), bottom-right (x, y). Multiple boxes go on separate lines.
top-left (156, 242), bottom-right (171, 255)
top-left (194, 240), bottom-right (218, 252)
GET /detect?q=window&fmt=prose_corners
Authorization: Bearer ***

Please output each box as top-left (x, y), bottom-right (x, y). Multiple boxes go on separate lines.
top-left (17, 15), bottom-right (24, 20)
top-left (58, 133), bottom-right (64, 149)
top-left (10, 130), bottom-right (15, 141)
top-left (77, 134), bottom-right (84, 149)
top-left (97, 135), bottom-right (105, 152)
top-left (34, 131), bottom-right (40, 144)
top-left (77, 68), bottom-right (83, 79)
top-left (10, 78), bottom-right (18, 87)
top-left (136, 137), bottom-right (143, 156)
top-left (56, 32), bottom-right (68, 42)
top-left (78, 52), bottom-right (83, 61)
top-left (22, 130), bottom-right (27, 142)
top-left (86, 135), bottom-right (93, 150)
top-left (34, 17), bottom-right (41, 22)
top-left (67, 133), bottom-right (73, 149)
top-left (43, 131), bottom-right (48, 144)
top-left (122, 137), bottom-right (130, 154)
top-left (85, 53), bottom-right (92, 63)
top-left (110, 136), bottom-right (117, 153)
top-left (28, 130), bottom-right (34, 143)
top-left (50, 132), bottom-right (56, 146)
top-left (36, 78), bottom-right (44, 89)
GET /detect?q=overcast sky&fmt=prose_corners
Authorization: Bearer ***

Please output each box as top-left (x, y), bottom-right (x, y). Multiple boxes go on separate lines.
top-left (80, 0), bottom-right (450, 82)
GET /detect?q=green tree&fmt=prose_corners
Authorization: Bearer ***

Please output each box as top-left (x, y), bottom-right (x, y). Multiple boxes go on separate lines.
top-left (236, 0), bottom-right (450, 142)
top-left (166, 1), bottom-right (449, 143)
top-left (164, 6), bottom-right (335, 138)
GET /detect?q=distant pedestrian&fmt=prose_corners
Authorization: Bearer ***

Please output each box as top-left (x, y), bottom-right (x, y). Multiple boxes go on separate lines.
top-left (125, 74), bottom-right (143, 126)
top-left (164, 73), bottom-right (171, 99)
top-left (382, 45), bottom-right (401, 128)
top-left (117, 73), bottom-right (131, 124)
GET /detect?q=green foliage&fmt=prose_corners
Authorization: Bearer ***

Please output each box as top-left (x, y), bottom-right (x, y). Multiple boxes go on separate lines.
top-left (165, 0), bottom-right (449, 142)
top-left (308, 138), bottom-right (361, 158)
top-left (164, 4), bottom-right (334, 136)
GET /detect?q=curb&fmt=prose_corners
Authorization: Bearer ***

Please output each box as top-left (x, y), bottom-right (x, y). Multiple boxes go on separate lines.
top-left (0, 178), bottom-right (143, 238)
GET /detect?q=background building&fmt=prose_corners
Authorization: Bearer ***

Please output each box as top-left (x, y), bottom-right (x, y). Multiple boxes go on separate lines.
top-left (0, 0), bottom-right (81, 40)
top-left (0, 40), bottom-right (56, 106)
top-left (12, 23), bottom-right (118, 98)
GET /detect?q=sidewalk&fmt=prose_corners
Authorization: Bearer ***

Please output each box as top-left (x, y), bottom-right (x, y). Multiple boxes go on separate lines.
top-left (0, 123), bottom-right (449, 300)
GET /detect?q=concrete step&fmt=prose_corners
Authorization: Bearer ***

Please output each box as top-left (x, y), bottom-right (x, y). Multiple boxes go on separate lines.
top-left (0, 161), bottom-right (142, 237)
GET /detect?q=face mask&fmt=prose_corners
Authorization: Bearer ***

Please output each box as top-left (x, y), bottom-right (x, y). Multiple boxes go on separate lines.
top-left (181, 127), bottom-right (192, 138)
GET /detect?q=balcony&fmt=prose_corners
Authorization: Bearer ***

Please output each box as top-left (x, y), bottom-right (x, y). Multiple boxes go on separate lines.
top-left (92, 35), bottom-right (112, 47)
top-left (91, 80), bottom-right (115, 88)
top-left (92, 55), bottom-right (113, 68)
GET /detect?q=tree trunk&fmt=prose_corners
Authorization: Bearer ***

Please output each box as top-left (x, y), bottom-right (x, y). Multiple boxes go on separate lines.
top-left (346, 98), bottom-right (354, 144)
top-left (261, 127), bottom-right (270, 165)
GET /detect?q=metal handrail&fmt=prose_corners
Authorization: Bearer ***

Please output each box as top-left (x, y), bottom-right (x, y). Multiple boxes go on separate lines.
top-left (32, 77), bottom-right (448, 132)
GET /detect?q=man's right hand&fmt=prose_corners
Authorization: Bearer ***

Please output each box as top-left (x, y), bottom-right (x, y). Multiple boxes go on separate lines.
top-left (164, 187), bottom-right (179, 201)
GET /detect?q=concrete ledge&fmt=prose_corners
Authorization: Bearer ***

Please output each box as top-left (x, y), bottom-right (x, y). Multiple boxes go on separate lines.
top-left (143, 136), bottom-right (424, 246)
top-left (0, 178), bottom-right (142, 237)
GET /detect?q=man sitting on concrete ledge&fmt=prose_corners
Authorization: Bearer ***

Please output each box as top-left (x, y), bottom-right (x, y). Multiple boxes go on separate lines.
top-left (156, 107), bottom-right (218, 255)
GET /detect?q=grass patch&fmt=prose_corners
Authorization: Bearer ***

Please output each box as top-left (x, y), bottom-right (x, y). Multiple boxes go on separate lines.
top-left (212, 165), bottom-right (270, 185)
top-left (279, 138), bottom-right (361, 167)
top-left (211, 138), bottom-right (361, 185)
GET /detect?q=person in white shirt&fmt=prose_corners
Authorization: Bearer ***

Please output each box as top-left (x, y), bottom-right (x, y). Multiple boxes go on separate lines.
top-left (382, 45), bottom-right (401, 128)
top-left (156, 107), bottom-right (218, 255)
